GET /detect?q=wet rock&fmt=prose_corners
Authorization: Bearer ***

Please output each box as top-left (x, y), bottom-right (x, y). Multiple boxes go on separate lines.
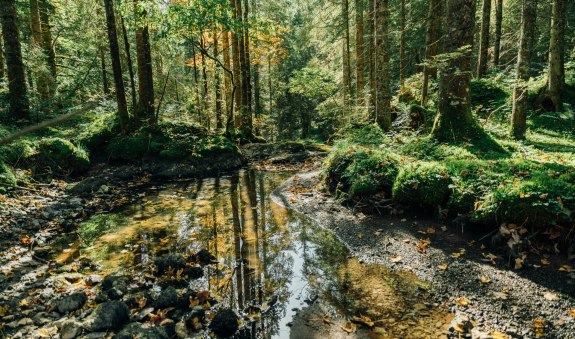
top-left (209, 309), bottom-right (239, 338)
top-left (61, 320), bottom-right (83, 339)
top-left (195, 249), bottom-right (216, 266)
top-left (102, 275), bottom-right (129, 300)
top-left (57, 292), bottom-right (87, 314)
top-left (113, 322), bottom-right (169, 339)
top-left (185, 266), bottom-right (204, 280)
top-left (16, 318), bottom-right (34, 327)
top-left (88, 300), bottom-right (130, 332)
top-left (33, 246), bottom-right (51, 259)
top-left (154, 286), bottom-right (178, 309)
top-left (154, 254), bottom-right (186, 276)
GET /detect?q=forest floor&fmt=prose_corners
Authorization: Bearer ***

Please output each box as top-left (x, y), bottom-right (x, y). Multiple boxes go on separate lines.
top-left (274, 171), bottom-right (575, 338)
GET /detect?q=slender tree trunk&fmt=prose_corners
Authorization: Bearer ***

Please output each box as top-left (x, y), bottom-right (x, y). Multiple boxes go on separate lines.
top-left (214, 31), bottom-right (223, 130)
top-left (39, 0), bottom-right (56, 96)
top-left (104, 0), bottom-right (129, 130)
top-left (511, 0), bottom-right (537, 140)
top-left (30, 0), bottom-right (49, 100)
top-left (200, 37), bottom-right (210, 131)
top-left (367, 0), bottom-right (375, 120)
top-left (493, 0), bottom-right (503, 67)
top-left (100, 44), bottom-right (109, 95)
top-left (421, 0), bottom-right (442, 106)
top-left (477, 0), bottom-right (491, 77)
top-left (0, 36), bottom-right (4, 81)
top-left (432, 0), bottom-right (481, 141)
top-left (222, 31), bottom-right (232, 118)
top-left (191, 39), bottom-right (202, 125)
top-left (1, 0), bottom-right (30, 120)
top-left (121, 16), bottom-right (137, 112)
top-left (342, 0), bottom-right (352, 108)
top-left (547, 0), bottom-right (565, 111)
top-left (355, 0), bottom-right (365, 103)
top-left (252, 0), bottom-right (262, 135)
top-left (134, 2), bottom-right (155, 125)
top-left (240, 0), bottom-right (253, 136)
top-left (375, 0), bottom-right (391, 130)
top-left (231, 0), bottom-right (242, 127)
top-left (399, 0), bottom-right (406, 86)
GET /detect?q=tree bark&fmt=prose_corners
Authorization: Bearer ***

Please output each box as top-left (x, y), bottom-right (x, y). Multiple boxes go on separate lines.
top-left (477, 0), bottom-right (491, 77)
top-left (547, 0), bottom-right (565, 111)
top-left (231, 0), bottom-right (242, 127)
top-left (104, 0), bottom-right (129, 131)
top-left (511, 0), bottom-right (537, 140)
top-left (121, 16), bottom-right (137, 112)
top-left (252, 0), bottom-right (262, 135)
top-left (99, 44), bottom-right (109, 95)
top-left (375, 0), bottom-right (391, 130)
top-left (367, 0), bottom-right (375, 120)
top-left (214, 31), bottom-right (223, 130)
top-left (399, 0), bottom-right (406, 86)
top-left (191, 39), bottom-right (202, 125)
top-left (200, 37), bottom-right (210, 131)
top-left (134, 2), bottom-right (155, 125)
top-left (0, 0), bottom-right (30, 120)
top-left (240, 0), bottom-right (253, 136)
top-left (432, 0), bottom-right (481, 141)
top-left (421, 0), bottom-right (442, 106)
top-left (222, 31), bottom-right (232, 119)
top-left (355, 0), bottom-right (365, 103)
top-left (39, 0), bottom-right (56, 95)
top-left (493, 0), bottom-right (503, 67)
top-left (30, 0), bottom-right (49, 100)
top-left (0, 35), bottom-right (4, 81)
top-left (342, 0), bottom-right (352, 108)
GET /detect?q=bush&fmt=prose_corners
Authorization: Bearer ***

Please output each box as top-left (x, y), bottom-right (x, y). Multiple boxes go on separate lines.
top-left (392, 162), bottom-right (452, 208)
top-left (30, 138), bottom-right (90, 174)
top-left (106, 134), bottom-right (150, 162)
top-left (324, 146), bottom-right (399, 199)
top-left (0, 162), bottom-right (16, 186)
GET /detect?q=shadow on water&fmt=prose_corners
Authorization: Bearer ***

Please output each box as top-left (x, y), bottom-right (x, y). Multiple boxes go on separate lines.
top-left (58, 170), bottom-right (450, 338)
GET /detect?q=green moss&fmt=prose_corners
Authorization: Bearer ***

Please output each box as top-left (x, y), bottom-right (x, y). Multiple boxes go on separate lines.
top-left (106, 134), bottom-right (150, 162)
top-left (0, 162), bottom-right (16, 186)
top-left (30, 138), bottom-right (90, 174)
top-left (392, 162), bottom-right (452, 208)
top-left (470, 78), bottom-right (509, 118)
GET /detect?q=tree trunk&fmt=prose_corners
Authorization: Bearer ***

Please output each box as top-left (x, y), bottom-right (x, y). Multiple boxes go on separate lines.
top-left (375, 0), bottom-right (391, 130)
top-left (214, 31), bottom-right (223, 130)
top-left (0, 35), bottom-right (4, 81)
top-left (240, 0), bottom-right (253, 136)
top-left (104, 0), bottom-right (129, 131)
top-left (421, 0), bottom-right (442, 106)
top-left (432, 0), bottom-right (482, 141)
top-left (121, 16), bottom-right (137, 112)
top-left (30, 0), bottom-right (49, 100)
top-left (342, 0), bottom-right (352, 108)
top-left (367, 0), bottom-right (375, 120)
top-left (399, 0), bottom-right (406, 86)
top-left (200, 37), bottom-right (210, 131)
top-left (493, 0), bottom-right (503, 67)
top-left (231, 0), bottom-right (242, 127)
top-left (39, 0), bottom-right (56, 96)
top-left (134, 2), bottom-right (155, 125)
top-left (191, 39), bottom-right (202, 125)
top-left (1, 0), bottom-right (30, 120)
top-left (547, 0), bottom-right (565, 111)
top-left (100, 44), bottom-right (109, 95)
top-left (252, 0), bottom-right (262, 135)
top-left (222, 31), bottom-right (232, 119)
top-left (477, 0), bottom-right (491, 77)
top-left (355, 0), bottom-right (365, 103)
top-left (511, 0), bottom-right (537, 140)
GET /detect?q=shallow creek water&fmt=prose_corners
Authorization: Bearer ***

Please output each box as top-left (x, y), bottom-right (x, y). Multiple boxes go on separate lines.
top-left (57, 170), bottom-right (451, 338)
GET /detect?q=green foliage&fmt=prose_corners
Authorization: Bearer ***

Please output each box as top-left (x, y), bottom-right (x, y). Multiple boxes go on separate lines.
top-left (0, 162), bottom-right (17, 186)
top-left (29, 138), bottom-right (90, 174)
top-left (470, 78), bottom-right (510, 118)
top-left (106, 134), bottom-right (150, 162)
top-left (392, 162), bottom-right (452, 208)
top-left (324, 146), bottom-right (399, 199)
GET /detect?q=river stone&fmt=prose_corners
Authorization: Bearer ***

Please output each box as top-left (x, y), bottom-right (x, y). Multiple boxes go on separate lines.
top-left (113, 322), bottom-right (169, 339)
top-left (154, 286), bottom-right (178, 309)
top-left (89, 300), bottom-right (130, 332)
top-left (61, 320), bottom-right (82, 339)
top-left (195, 249), bottom-right (215, 266)
top-left (57, 292), bottom-right (87, 313)
top-left (209, 309), bottom-right (239, 337)
top-left (102, 275), bottom-right (129, 300)
top-left (154, 254), bottom-right (186, 276)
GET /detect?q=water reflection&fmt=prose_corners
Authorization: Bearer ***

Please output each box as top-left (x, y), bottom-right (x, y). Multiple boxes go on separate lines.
top-left (71, 170), bottom-right (450, 338)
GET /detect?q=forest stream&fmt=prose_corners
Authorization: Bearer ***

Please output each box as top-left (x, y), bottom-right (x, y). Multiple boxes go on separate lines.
top-left (44, 170), bottom-right (451, 338)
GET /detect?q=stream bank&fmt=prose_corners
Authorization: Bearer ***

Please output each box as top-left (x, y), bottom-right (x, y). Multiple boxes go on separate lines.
top-left (274, 171), bottom-right (575, 338)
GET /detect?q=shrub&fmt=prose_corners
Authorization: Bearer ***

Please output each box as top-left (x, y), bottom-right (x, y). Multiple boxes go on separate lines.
top-left (30, 138), bottom-right (90, 174)
top-left (106, 134), bottom-right (149, 162)
top-left (392, 162), bottom-right (452, 208)
top-left (0, 162), bottom-right (16, 186)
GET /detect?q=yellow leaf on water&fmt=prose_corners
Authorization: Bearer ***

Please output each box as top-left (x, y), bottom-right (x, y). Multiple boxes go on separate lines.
top-left (479, 276), bottom-right (492, 284)
top-left (19, 299), bottom-right (30, 307)
top-left (559, 265), bottom-right (573, 272)
top-left (455, 297), bottom-right (469, 307)
top-left (357, 233), bottom-right (364, 239)
top-left (438, 263), bottom-right (448, 271)
top-left (540, 258), bottom-right (551, 265)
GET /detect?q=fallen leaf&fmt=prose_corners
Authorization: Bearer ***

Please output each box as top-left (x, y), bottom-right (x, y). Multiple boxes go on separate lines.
top-left (493, 292), bottom-right (509, 300)
top-left (0, 305), bottom-right (9, 316)
top-left (340, 321), bottom-right (357, 333)
top-left (514, 257), bottom-right (524, 270)
top-left (159, 238), bottom-right (169, 243)
top-left (323, 315), bottom-right (334, 325)
top-left (19, 299), bottom-right (30, 308)
top-left (389, 255), bottom-right (402, 263)
top-left (540, 258), bottom-right (551, 265)
top-left (427, 227), bottom-right (436, 234)
top-left (438, 263), bottom-right (448, 271)
top-left (482, 252), bottom-right (498, 265)
top-left (491, 332), bottom-right (508, 339)
top-left (36, 326), bottom-right (58, 338)
top-left (479, 276), bottom-right (491, 284)
top-left (568, 309), bottom-right (575, 318)
top-left (533, 319), bottom-right (545, 338)
top-left (21, 235), bottom-right (32, 245)
top-left (455, 297), bottom-right (469, 307)
top-left (559, 265), bottom-right (573, 272)
top-left (440, 225), bottom-right (448, 232)
top-left (452, 249), bottom-right (466, 258)
top-left (290, 197), bottom-right (297, 204)
top-left (543, 292), bottom-right (559, 301)
top-left (351, 315), bottom-right (374, 327)
top-left (357, 233), bottom-right (364, 239)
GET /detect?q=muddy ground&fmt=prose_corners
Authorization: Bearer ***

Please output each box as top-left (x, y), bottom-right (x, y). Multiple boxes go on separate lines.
top-left (273, 171), bottom-right (575, 339)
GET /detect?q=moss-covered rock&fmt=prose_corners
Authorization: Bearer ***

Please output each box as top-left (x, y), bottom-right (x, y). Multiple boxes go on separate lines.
top-left (29, 138), bottom-right (90, 174)
top-left (106, 134), bottom-right (149, 162)
top-left (392, 162), bottom-right (452, 208)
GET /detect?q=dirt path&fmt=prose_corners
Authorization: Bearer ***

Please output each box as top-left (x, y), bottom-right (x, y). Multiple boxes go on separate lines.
top-left (273, 171), bottom-right (575, 338)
